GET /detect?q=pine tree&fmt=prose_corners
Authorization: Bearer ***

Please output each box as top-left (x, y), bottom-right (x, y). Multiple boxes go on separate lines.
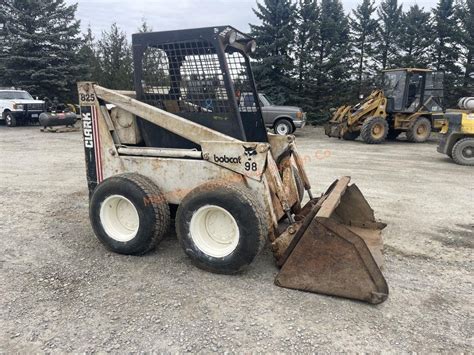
top-left (96, 23), bottom-right (133, 90)
top-left (397, 5), bottom-right (433, 68)
top-left (77, 26), bottom-right (101, 82)
top-left (250, 0), bottom-right (297, 104)
top-left (312, 0), bottom-right (352, 117)
top-left (350, 0), bottom-right (378, 94)
top-left (0, 0), bottom-right (82, 100)
top-left (375, 0), bottom-right (403, 70)
top-left (432, 0), bottom-right (462, 106)
top-left (0, 2), bottom-right (9, 85)
top-left (456, 0), bottom-right (474, 94)
top-left (138, 19), bottom-right (153, 33)
top-left (293, 0), bottom-right (319, 109)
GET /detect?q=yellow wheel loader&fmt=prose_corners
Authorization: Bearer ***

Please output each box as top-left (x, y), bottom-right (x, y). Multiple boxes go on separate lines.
top-left (78, 26), bottom-right (388, 304)
top-left (326, 68), bottom-right (446, 144)
top-left (438, 97), bottom-right (474, 166)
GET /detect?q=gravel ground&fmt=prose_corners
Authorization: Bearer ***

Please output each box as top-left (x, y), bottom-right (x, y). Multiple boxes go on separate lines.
top-left (1, 125), bottom-right (472, 352)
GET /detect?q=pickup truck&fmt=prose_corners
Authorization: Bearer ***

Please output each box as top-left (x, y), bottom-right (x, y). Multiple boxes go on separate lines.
top-left (0, 88), bottom-right (45, 127)
top-left (240, 92), bottom-right (306, 135)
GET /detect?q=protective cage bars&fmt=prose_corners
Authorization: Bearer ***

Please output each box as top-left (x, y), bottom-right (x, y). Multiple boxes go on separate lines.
top-left (139, 40), bottom-right (260, 116)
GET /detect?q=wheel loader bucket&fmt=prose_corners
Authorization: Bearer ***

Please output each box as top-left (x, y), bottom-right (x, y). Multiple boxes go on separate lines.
top-left (273, 177), bottom-right (389, 304)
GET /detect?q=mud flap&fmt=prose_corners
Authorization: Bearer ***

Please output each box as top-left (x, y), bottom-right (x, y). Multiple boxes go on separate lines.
top-left (272, 177), bottom-right (389, 304)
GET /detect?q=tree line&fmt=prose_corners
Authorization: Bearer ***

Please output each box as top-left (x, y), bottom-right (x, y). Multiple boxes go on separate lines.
top-left (0, 0), bottom-right (472, 122)
top-left (251, 0), bottom-right (473, 121)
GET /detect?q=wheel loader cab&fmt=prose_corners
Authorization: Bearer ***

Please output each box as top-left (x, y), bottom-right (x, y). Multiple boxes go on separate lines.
top-left (383, 69), bottom-right (444, 114)
top-left (132, 26), bottom-right (267, 150)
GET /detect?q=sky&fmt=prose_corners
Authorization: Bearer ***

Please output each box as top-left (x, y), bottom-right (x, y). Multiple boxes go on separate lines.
top-left (66, 0), bottom-right (439, 38)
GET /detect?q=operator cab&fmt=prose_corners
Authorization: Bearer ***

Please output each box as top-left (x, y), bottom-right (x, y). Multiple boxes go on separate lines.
top-left (383, 68), bottom-right (444, 114)
top-left (132, 26), bottom-right (267, 150)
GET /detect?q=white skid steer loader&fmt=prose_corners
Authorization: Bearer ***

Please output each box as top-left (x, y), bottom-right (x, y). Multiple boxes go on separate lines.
top-left (78, 26), bottom-right (388, 304)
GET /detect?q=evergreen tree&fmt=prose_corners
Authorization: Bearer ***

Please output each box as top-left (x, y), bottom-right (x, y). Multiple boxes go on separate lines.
top-left (293, 0), bottom-right (319, 109)
top-left (77, 25), bottom-right (101, 82)
top-left (312, 0), bottom-right (352, 117)
top-left (0, 0), bottom-right (82, 100)
top-left (375, 0), bottom-right (403, 70)
top-left (138, 19), bottom-right (153, 33)
top-left (0, 2), bottom-right (9, 84)
top-left (456, 0), bottom-right (474, 94)
top-left (96, 23), bottom-right (133, 90)
top-left (397, 5), bottom-right (433, 68)
top-left (350, 0), bottom-right (378, 94)
top-left (432, 0), bottom-right (462, 106)
top-left (250, 0), bottom-right (297, 104)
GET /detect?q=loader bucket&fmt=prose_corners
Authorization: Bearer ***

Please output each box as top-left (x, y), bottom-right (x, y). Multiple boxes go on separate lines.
top-left (273, 177), bottom-right (389, 304)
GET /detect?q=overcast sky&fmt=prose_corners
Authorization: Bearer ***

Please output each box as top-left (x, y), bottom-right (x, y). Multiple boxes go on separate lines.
top-left (66, 0), bottom-right (439, 38)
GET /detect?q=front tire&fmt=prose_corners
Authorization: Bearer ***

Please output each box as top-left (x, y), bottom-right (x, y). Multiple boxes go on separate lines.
top-left (5, 112), bottom-right (16, 127)
top-left (89, 173), bottom-right (170, 255)
top-left (274, 118), bottom-right (293, 135)
top-left (451, 138), bottom-right (474, 166)
top-left (406, 117), bottom-right (431, 143)
top-left (360, 117), bottom-right (388, 144)
top-left (176, 182), bottom-right (268, 274)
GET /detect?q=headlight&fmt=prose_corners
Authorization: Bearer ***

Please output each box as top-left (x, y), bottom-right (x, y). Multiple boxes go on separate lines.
top-left (13, 104), bottom-right (24, 110)
top-left (296, 111), bottom-right (303, 119)
top-left (246, 40), bottom-right (257, 54)
top-left (225, 30), bottom-right (237, 45)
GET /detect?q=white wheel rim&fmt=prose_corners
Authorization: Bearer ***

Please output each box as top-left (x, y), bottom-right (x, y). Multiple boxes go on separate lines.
top-left (276, 123), bottom-right (289, 135)
top-left (99, 195), bottom-right (140, 242)
top-left (189, 205), bottom-right (239, 258)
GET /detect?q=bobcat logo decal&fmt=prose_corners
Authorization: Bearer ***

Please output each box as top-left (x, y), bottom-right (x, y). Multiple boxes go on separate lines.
top-left (243, 145), bottom-right (258, 161)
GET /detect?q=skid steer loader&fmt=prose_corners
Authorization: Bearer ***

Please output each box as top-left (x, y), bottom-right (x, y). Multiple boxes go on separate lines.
top-left (326, 68), bottom-right (446, 144)
top-left (78, 26), bottom-right (388, 304)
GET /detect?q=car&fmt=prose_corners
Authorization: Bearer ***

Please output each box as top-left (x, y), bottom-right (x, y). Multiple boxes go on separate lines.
top-left (239, 92), bottom-right (306, 135)
top-left (0, 88), bottom-right (45, 127)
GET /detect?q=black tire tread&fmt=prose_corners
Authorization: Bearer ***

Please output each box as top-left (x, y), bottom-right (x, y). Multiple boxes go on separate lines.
top-left (91, 173), bottom-right (170, 255)
top-left (406, 117), bottom-right (431, 143)
top-left (176, 182), bottom-right (268, 274)
top-left (119, 173), bottom-right (170, 254)
top-left (360, 117), bottom-right (388, 144)
top-left (274, 118), bottom-right (293, 135)
top-left (452, 137), bottom-right (474, 166)
top-left (5, 112), bottom-right (16, 127)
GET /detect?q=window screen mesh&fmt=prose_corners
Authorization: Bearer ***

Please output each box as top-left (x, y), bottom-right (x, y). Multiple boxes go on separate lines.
top-left (140, 40), bottom-right (258, 115)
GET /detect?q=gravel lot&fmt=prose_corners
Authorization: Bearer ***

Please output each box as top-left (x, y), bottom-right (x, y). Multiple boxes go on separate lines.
top-left (1, 125), bottom-right (472, 352)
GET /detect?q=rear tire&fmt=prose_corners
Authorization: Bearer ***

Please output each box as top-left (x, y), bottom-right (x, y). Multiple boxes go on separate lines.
top-left (176, 182), bottom-right (268, 274)
top-left (89, 173), bottom-right (170, 255)
top-left (406, 117), bottom-right (431, 143)
top-left (360, 117), bottom-right (388, 144)
top-left (5, 112), bottom-right (16, 127)
top-left (342, 130), bottom-right (360, 141)
top-left (451, 138), bottom-right (474, 166)
top-left (274, 118), bottom-right (293, 135)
